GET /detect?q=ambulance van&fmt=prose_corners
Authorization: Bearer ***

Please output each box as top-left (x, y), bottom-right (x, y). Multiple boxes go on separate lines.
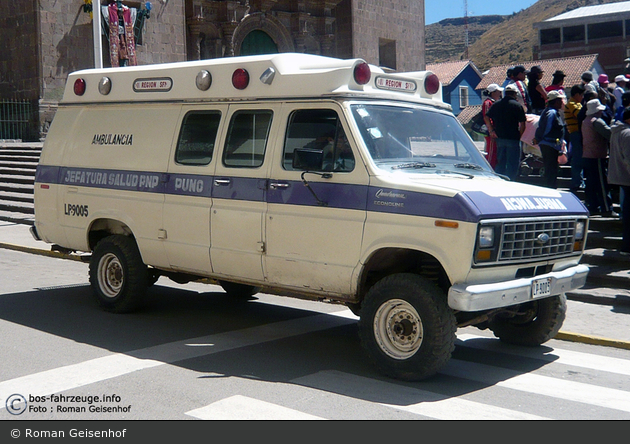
top-left (32, 53), bottom-right (589, 380)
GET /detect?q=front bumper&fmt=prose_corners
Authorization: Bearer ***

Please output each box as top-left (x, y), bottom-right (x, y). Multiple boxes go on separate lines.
top-left (448, 264), bottom-right (589, 312)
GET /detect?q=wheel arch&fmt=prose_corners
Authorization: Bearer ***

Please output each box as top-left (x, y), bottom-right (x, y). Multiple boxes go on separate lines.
top-left (357, 247), bottom-right (451, 303)
top-left (87, 218), bottom-right (134, 251)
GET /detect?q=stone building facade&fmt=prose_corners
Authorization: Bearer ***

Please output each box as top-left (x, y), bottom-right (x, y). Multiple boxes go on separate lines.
top-left (0, 0), bottom-right (424, 141)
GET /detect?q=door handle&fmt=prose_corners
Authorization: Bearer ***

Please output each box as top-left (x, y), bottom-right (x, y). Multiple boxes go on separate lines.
top-left (213, 178), bottom-right (231, 186)
top-left (269, 182), bottom-right (289, 190)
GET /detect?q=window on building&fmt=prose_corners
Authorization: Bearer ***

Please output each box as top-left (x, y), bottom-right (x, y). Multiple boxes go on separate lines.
top-left (223, 110), bottom-right (273, 168)
top-left (175, 111), bottom-right (222, 165)
top-left (588, 21), bottom-right (623, 40)
top-left (379, 39), bottom-right (397, 70)
top-left (563, 25), bottom-right (585, 42)
top-left (459, 86), bottom-right (469, 108)
top-left (540, 28), bottom-right (561, 45)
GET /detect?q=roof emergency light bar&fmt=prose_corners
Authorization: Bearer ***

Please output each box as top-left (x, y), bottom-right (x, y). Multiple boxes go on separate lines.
top-left (65, 53), bottom-right (444, 106)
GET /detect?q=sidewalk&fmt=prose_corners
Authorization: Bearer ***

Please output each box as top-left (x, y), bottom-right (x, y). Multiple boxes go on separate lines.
top-left (0, 220), bottom-right (629, 350)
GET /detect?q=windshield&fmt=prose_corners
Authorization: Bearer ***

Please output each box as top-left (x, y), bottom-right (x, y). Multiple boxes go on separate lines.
top-left (350, 104), bottom-right (493, 176)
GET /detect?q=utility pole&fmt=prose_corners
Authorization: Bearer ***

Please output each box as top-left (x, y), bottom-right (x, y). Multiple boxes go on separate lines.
top-left (464, 0), bottom-right (469, 59)
top-left (93, 1), bottom-right (103, 68)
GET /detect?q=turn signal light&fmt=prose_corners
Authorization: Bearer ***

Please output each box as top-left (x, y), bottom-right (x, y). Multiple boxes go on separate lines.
top-left (232, 68), bottom-right (250, 90)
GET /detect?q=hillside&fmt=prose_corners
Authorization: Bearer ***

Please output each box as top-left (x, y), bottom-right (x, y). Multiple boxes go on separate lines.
top-left (426, 0), bottom-right (626, 71)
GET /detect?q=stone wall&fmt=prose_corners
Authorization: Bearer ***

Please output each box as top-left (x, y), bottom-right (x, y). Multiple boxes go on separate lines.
top-left (351, 0), bottom-right (424, 71)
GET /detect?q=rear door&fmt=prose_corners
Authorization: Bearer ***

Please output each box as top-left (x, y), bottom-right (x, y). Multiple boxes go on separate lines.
top-left (163, 105), bottom-right (227, 274)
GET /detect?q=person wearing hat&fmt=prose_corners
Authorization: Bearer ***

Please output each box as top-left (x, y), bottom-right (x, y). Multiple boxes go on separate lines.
top-left (614, 75), bottom-right (628, 112)
top-left (609, 106), bottom-right (630, 254)
top-left (581, 71), bottom-right (598, 94)
top-left (527, 65), bottom-right (548, 115)
top-left (598, 73), bottom-right (617, 115)
top-left (485, 83), bottom-right (527, 180)
top-left (565, 84), bottom-right (586, 194)
top-left (533, 89), bottom-right (567, 189)
top-left (482, 83), bottom-right (503, 168)
top-left (508, 65), bottom-right (531, 113)
top-left (546, 70), bottom-right (566, 93)
top-left (582, 99), bottom-right (616, 216)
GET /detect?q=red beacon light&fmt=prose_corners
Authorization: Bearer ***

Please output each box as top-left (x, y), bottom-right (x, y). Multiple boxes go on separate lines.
top-left (74, 78), bottom-right (86, 96)
top-left (232, 68), bottom-right (250, 90)
top-left (424, 73), bottom-right (440, 95)
top-left (353, 62), bottom-right (371, 85)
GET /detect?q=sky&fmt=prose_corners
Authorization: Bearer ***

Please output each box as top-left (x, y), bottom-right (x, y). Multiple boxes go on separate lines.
top-left (426, 0), bottom-right (539, 25)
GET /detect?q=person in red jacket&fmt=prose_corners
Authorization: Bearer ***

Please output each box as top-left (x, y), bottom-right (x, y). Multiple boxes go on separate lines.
top-left (482, 83), bottom-right (503, 169)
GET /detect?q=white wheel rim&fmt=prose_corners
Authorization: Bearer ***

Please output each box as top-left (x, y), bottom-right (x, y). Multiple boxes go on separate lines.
top-left (98, 253), bottom-right (123, 298)
top-left (373, 299), bottom-right (423, 360)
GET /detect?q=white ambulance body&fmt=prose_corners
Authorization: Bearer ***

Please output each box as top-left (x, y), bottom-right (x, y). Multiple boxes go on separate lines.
top-left (33, 53), bottom-right (589, 380)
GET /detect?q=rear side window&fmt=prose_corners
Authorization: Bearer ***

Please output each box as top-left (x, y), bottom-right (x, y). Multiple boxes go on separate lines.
top-left (223, 110), bottom-right (273, 168)
top-left (175, 111), bottom-right (221, 166)
top-left (283, 109), bottom-right (354, 172)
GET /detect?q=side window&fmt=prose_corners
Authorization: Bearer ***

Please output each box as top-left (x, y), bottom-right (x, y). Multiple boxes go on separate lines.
top-left (175, 111), bottom-right (221, 166)
top-left (283, 109), bottom-right (355, 173)
top-left (223, 110), bottom-right (273, 168)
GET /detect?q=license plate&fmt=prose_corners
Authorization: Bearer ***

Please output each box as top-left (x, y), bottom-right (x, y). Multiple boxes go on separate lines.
top-left (532, 277), bottom-right (552, 298)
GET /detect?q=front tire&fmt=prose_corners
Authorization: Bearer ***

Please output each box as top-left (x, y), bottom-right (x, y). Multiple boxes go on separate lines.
top-left (488, 294), bottom-right (567, 346)
top-left (358, 273), bottom-right (456, 381)
top-left (89, 235), bottom-right (148, 313)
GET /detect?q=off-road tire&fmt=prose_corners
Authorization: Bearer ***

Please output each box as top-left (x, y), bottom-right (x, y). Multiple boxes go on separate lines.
top-left (89, 235), bottom-right (148, 313)
top-left (488, 294), bottom-right (567, 346)
top-left (358, 273), bottom-right (456, 381)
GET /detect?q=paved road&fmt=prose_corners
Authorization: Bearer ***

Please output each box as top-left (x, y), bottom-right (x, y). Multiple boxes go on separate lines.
top-left (1, 248), bottom-right (629, 421)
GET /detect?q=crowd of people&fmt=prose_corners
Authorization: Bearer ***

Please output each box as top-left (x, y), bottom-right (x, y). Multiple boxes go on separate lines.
top-left (480, 66), bottom-right (630, 255)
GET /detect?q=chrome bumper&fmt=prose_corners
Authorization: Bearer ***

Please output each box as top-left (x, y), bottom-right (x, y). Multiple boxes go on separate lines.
top-left (448, 264), bottom-right (589, 312)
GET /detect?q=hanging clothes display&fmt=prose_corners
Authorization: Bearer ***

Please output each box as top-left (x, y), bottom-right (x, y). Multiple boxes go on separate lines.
top-left (107, 2), bottom-right (137, 67)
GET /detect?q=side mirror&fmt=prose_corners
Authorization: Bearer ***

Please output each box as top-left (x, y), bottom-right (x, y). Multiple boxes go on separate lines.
top-left (292, 148), bottom-right (323, 171)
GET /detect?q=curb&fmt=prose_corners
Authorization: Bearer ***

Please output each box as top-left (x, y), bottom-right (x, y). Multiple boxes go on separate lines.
top-left (555, 331), bottom-right (630, 350)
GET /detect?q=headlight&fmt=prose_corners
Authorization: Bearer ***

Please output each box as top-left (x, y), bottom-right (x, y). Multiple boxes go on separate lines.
top-left (478, 226), bottom-right (494, 248)
top-left (575, 220), bottom-right (585, 240)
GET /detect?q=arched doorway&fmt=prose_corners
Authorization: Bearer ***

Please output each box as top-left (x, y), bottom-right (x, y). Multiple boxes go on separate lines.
top-left (240, 30), bottom-right (279, 56)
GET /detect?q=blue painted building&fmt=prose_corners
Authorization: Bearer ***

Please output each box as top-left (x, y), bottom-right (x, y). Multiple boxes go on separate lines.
top-left (426, 60), bottom-right (483, 116)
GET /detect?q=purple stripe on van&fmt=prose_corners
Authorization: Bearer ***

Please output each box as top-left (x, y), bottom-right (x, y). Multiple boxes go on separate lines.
top-left (267, 180), bottom-right (368, 210)
top-left (35, 165), bottom-right (61, 184)
top-left (35, 165), bottom-right (588, 222)
top-left (368, 187), bottom-right (480, 222)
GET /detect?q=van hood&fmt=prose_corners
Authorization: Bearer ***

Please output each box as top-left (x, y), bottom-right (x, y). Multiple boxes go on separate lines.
top-left (368, 175), bottom-right (588, 222)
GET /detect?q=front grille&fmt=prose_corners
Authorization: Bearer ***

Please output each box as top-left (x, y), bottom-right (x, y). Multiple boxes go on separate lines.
top-left (500, 219), bottom-right (576, 261)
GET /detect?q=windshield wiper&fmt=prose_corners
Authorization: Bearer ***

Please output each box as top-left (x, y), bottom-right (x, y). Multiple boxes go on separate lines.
top-left (436, 169), bottom-right (475, 179)
top-left (454, 163), bottom-right (483, 171)
top-left (392, 162), bottom-right (436, 170)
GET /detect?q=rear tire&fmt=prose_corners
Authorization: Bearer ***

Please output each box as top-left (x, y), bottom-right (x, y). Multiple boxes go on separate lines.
top-left (89, 235), bottom-right (148, 313)
top-left (358, 273), bottom-right (456, 381)
top-left (488, 294), bottom-right (567, 346)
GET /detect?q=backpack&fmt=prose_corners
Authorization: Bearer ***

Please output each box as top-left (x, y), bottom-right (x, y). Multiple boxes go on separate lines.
top-left (471, 109), bottom-right (489, 136)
